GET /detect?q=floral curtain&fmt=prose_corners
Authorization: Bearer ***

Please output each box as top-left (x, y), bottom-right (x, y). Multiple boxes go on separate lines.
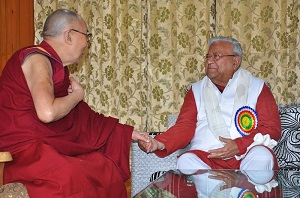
top-left (215, 0), bottom-right (300, 104)
top-left (34, 0), bottom-right (299, 132)
top-left (35, 0), bottom-right (152, 130)
top-left (145, 0), bottom-right (215, 131)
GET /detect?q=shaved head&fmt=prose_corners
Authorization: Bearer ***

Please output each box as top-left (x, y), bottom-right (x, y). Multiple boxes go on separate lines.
top-left (42, 9), bottom-right (82, 39)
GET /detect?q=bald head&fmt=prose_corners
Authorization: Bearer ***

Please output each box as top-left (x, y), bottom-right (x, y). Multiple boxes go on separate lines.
top-left (42, 9), bottom-right (83, 39)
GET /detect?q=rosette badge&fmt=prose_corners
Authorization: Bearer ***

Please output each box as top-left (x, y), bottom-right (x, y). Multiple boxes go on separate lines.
top-left (235, 106), bottom-right (258, 136)
top-left (237, 188), bottom-right (256, 198)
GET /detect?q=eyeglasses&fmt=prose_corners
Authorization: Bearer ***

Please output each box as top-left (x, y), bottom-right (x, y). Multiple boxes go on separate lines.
top-left (70, 29), bottom-right (92, 41)
top-left (205, 53), bottom-right (236, 61)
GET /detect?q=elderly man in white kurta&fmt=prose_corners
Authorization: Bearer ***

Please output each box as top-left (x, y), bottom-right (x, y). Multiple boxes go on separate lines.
top-left (140, 36), bottom-right (281, 173)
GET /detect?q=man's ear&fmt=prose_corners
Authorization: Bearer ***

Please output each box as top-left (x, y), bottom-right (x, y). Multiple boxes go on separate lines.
top-left (234, 56), bottom-right (242, 70)
top-left (64, 30), bottom-right (72, 45)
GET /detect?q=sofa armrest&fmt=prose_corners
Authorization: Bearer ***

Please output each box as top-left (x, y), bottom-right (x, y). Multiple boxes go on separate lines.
top-left (131, 132), bottom-right (180, 196)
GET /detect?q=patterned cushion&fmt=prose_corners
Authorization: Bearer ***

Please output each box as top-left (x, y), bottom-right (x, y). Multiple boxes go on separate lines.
top-left (275, 170), bottom-right (300, 197)
top-left (278, 104), bottom-right (300, 129)
top-left (273, 104), bottom-right (300, 168)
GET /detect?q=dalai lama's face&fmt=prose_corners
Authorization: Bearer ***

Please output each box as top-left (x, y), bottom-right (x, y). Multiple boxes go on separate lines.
top-left (68, 19), bottom-right (89, 64)
top-left (205, 41), bottom-right (240, 86)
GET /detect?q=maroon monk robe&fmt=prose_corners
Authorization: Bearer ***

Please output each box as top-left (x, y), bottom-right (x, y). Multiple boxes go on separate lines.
top-left (0, 41), bottom-right (133, 197)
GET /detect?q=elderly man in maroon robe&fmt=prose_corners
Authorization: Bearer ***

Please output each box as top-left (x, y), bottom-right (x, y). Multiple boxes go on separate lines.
top-left (0, 9), bottom-right (151, 198)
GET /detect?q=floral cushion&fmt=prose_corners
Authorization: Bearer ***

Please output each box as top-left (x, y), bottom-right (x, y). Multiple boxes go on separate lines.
top-left (273, 104), bottom-right (300, 169)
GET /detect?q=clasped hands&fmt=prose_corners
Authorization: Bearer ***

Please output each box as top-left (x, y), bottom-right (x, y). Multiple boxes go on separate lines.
top-left (132, 130), bottom-right (164, 153)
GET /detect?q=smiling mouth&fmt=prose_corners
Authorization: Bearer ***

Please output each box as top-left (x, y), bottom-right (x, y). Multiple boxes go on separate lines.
top-left (207, 66), bottom-right (216, 70)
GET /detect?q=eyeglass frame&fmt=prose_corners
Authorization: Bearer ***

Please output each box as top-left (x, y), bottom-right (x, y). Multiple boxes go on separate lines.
top-left (69, 29), bottom-right (92, 41)
top-left (205, 53), bottom-right (236, 61)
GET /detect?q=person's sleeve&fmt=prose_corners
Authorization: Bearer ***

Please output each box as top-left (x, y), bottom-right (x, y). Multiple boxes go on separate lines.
top-left (154, 89), bottom-right (197, 157)
top-left (234, 84), bottom-right (281, 155)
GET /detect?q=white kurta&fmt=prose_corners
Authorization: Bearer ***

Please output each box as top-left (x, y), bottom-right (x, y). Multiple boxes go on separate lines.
top-left (190, 68), bottom-right (264, 152)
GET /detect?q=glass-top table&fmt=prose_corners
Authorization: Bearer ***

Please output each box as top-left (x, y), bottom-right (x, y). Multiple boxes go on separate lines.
top-left (133, 169), bottom-right (300, 198)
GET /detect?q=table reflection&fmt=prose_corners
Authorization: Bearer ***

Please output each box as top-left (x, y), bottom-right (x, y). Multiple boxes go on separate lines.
top-left (133, 169), bottom-right (288, 198)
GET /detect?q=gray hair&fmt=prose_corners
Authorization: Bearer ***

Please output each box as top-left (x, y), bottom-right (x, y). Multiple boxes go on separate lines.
top-left (208, 36), bottom-right (243, 58)
top-left (42, 9), bottom-right (81, 39)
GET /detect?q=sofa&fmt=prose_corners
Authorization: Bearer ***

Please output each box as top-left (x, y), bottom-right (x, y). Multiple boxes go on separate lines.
top-left (131, 103), bottom-right (300, 196)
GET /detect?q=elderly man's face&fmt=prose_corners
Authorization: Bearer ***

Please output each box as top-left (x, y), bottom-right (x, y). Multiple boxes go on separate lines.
top-left (205, 41), bottom-right (240, 86)
top-left (66, 19), bottom-right (89, 65)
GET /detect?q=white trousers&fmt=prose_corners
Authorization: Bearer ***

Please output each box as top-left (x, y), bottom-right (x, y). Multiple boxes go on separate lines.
top-left (177, 146), bottom-right (276, 197)
top-left (177, 146), bottom-right (274, 175)
top-left (190, 170), bottom-right (275, 197)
